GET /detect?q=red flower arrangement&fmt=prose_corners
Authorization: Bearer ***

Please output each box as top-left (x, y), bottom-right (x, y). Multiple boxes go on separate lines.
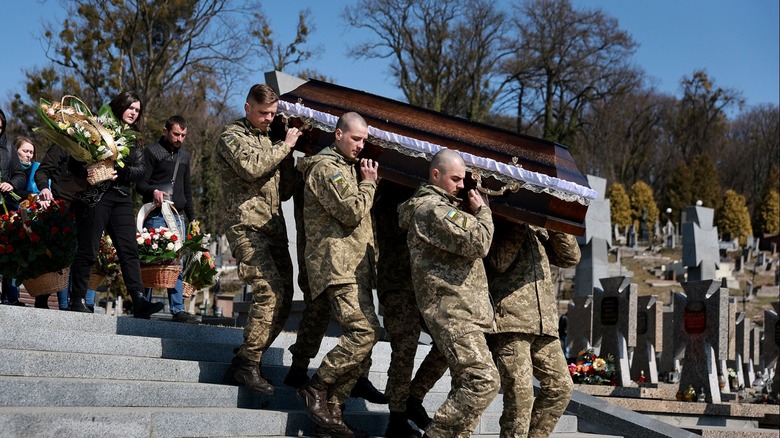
top-left (0, 198), bottom-right (77, 281)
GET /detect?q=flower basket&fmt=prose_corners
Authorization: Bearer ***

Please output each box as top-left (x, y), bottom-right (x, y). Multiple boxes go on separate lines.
top-left (140, 263), bottom-right (182, 289)
top-left (34, 96), bottom-right (137, 170)
top-left (87, 160), bottom-right (115, 185)
top-left (22, 268), bottom-right (70, 297)
top-left (88, 273), bottom-right (106, 290)
top-left (180, 221), bottom-right (217, 292)
top-left (182, 281), bottom-right (197, 298)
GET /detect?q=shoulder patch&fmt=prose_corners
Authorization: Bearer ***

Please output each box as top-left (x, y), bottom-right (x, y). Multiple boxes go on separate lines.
top-left (445, 209), bottom-right (468, 229)
top-left (330, 172), bottom-right (350, 196)
top-left (225, 135), bottom-right (237, 147)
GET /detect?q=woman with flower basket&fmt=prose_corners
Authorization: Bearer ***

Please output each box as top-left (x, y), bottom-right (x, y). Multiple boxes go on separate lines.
top-left (36, 90), bottom-right (163, 317)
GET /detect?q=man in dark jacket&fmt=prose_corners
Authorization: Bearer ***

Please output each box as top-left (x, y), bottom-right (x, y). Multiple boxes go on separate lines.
top-left (136, 115), bottom-right (200, 323)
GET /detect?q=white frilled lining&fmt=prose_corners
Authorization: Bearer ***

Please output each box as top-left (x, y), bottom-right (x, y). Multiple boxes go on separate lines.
top-left (278, 100), bottom-right (597, 205)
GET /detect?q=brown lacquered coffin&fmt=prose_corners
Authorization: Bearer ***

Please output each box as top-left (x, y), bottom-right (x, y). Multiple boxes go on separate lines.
top-left (275, 79), bottom-right (595, 235)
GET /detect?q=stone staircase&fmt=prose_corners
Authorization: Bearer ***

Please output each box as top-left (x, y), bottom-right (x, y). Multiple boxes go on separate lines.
top-left (0, 304), bottom-right (688, 437)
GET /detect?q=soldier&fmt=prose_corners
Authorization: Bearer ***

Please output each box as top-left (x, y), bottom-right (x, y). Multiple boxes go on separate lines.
top-left (485, 219), bottom-right (580, 438)
top-left (295, 112), bottom-right (380, 437)
top-left (374, 179), bottom-right (449, 437)
top-left (398, 149), bottom-right (499, 438)
top-left (217, 84), bottom-right (302, 394)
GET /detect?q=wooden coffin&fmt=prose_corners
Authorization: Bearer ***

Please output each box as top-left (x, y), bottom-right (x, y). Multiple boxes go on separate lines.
top-left (275, 79), bottom-right (596, 235)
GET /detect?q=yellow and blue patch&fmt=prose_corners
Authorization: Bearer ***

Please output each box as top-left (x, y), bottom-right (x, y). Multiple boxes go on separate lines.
top-left (445, 209), bottom-right (468, 229)
top-left (330, 172), bottom-right (350, 196)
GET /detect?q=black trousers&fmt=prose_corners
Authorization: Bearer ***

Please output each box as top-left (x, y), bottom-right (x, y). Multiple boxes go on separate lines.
top-left (71, 189), bottom-right (144, 300)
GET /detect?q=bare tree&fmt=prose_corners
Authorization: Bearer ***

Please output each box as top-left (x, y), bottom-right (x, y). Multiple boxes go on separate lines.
top-left (344, 0), bottom-right (510, 122)
top-left (251, 8), bottom-right (321, 73)
top-left (502, 0), bottom-right (639, 143)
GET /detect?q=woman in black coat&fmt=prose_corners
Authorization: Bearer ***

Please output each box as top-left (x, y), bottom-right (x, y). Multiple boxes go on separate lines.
top-left (66, 91), bottom-right (163, 317)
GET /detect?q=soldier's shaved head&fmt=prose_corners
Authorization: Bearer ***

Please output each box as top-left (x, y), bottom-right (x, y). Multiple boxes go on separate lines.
top-left (336, 112), bottom-right (368, 134)
top-left (429, 149), bottom-right (464, 180)
top-left (429, 149), bottom-right (466, 196)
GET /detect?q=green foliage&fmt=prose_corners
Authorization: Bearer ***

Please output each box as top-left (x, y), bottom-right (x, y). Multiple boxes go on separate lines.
top-left (716, 189), bottom-right (753, 243)
top-left (607, 182), bottom-right (632, 229)
top-left (629, 180), bottom-right (659, 227)
top-left (755, 189), bottom-right (779, 235)
top-left (664, 154), bottom-right (721, 219)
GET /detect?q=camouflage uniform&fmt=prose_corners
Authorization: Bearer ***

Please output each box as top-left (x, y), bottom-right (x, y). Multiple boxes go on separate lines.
top-left (398, 183), bottom-right (499, 438)
top-left (374, 180), bottom-right (449, 413)
top-left (485, 220), bottom-right (580, 438)
top-left (216, 117), bottom-right (295, 363)
top-left (297, 144), bottom-right (380, 405)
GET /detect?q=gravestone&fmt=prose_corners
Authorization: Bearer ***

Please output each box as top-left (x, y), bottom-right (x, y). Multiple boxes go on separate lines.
top-left (718, 297), bottom-right (738, 393)
top-left (663, 220), bottom-right (676, 249)
top-left (734, 312), bottom-right (751, 388)
top-left (638, 208), bottom-right (650, 242)
top-left (762, 302), bottom-right (779, 394)
top-left (672, 280), bottom-right (728, 403)
top-left (574, 175), bottom-right (612, 297)
top-left (567, 296), bottom-right (595, 358)
top-left (757, 252), bottom-right (765, 267)
top-left (658, 296), bottom-right (679, 375)
top-left (766, 302), bottom-right (780, 394)
top-left (630, 295), bottom-right (663, 383)
top-left (681, 205), bottom-right (719, 281)
top-left (748, 325), bottom-right (761, 385)
top-left (627, 224), bottom-right (637, 248)
top-left (594, 276), bottom-right (637, 386)
top-left (735, 255), bottom-right (743, 273)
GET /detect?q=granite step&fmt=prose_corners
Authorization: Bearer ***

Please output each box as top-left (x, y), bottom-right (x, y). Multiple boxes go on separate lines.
top-left (0, 406), bottom-right (594, 438)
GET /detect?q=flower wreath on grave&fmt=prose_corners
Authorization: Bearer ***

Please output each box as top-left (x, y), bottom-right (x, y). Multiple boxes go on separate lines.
top-left (568, 349), bottom-right (616, 385)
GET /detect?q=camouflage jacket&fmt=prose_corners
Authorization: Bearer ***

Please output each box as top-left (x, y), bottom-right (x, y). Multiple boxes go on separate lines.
top-left (486, 221), bottom-right (580, 337)
top-left (398, 184), bottom-right (495, 344)
top-left (297, 145), bottom-right (377, 298)
top-left (215, 118), bottom-right (295, 248)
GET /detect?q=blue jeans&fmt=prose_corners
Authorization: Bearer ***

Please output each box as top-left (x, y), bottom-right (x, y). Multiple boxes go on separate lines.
top-left (1, 277), bottom-right (20, 303)
top-left (142, 209), bottom-right (185, 314)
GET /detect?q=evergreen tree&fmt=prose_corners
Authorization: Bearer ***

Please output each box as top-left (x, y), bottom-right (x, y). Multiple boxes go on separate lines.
top-left (755, 189), bottom-right (780, 236)
top-left (716, 189), bottom-right (753, 244)
top-left (607, 182), bottom-right (632, 231)
top-left (629, 180), bottom-right (659, 230)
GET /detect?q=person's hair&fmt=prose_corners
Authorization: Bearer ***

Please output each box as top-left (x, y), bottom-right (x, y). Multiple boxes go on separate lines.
top-left (164, 115), bottom-right (187, 131)
top-left (13, 136), bottom-right (36, 161)
top-left (336, 112), bottom-right (367, 133)
top-left (109, 90), bottom-right (144, 132)
top-left (246, 84), bottom-right (279, 105)
top-left (430, 148), bottom-right (463, 178)
top-left (0, 108), bottom-right (6, 136)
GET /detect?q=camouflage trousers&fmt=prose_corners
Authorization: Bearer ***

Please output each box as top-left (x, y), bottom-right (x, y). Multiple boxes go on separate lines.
top-left (380, 289), bottom-right (449, 412)
top-left (426, 330), bottom-right (500, 438)
top-left (487, 332), bottom-right (573, 438)
top-left (316, 283), bottom-right (381, 405)
top-left (232, 232), bottom-right (294, 363)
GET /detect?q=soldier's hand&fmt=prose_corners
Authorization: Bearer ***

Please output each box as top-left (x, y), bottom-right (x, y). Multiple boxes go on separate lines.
top-left (467, 189), bottom-right (486, 213)
top-left (360, 158), bottom-right (379, 181)
top-left (284, 127), bottom-right (303, 148)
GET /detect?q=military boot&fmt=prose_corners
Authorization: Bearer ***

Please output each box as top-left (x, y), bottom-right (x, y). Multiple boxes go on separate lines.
top-left (385, 411), bottom-right (422, 438)
top-left (284, 364), bottom-right (311, 388)
top-left (349, 376), bottom-right (389, 404)
top-left (314, 403), bottom-right (368, 438)
top-left (297, 374), bottom-right (336, 428)
top-left (406, 396), bottom-right (431, 430)
top-left (223, 356), bottom-right (274, 395)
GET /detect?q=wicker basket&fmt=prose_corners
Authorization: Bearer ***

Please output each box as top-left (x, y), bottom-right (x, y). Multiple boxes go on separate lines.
top-left (140, 263), bottom-right (181, 289)
top-left (182, 282), bottom-right (197, 298)
top-left (22, 268), bottom-right (70, 297)
top-left (87, 160), bottom-right (115, 185)
top-left (88, 273), bottom-right (105, 290)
